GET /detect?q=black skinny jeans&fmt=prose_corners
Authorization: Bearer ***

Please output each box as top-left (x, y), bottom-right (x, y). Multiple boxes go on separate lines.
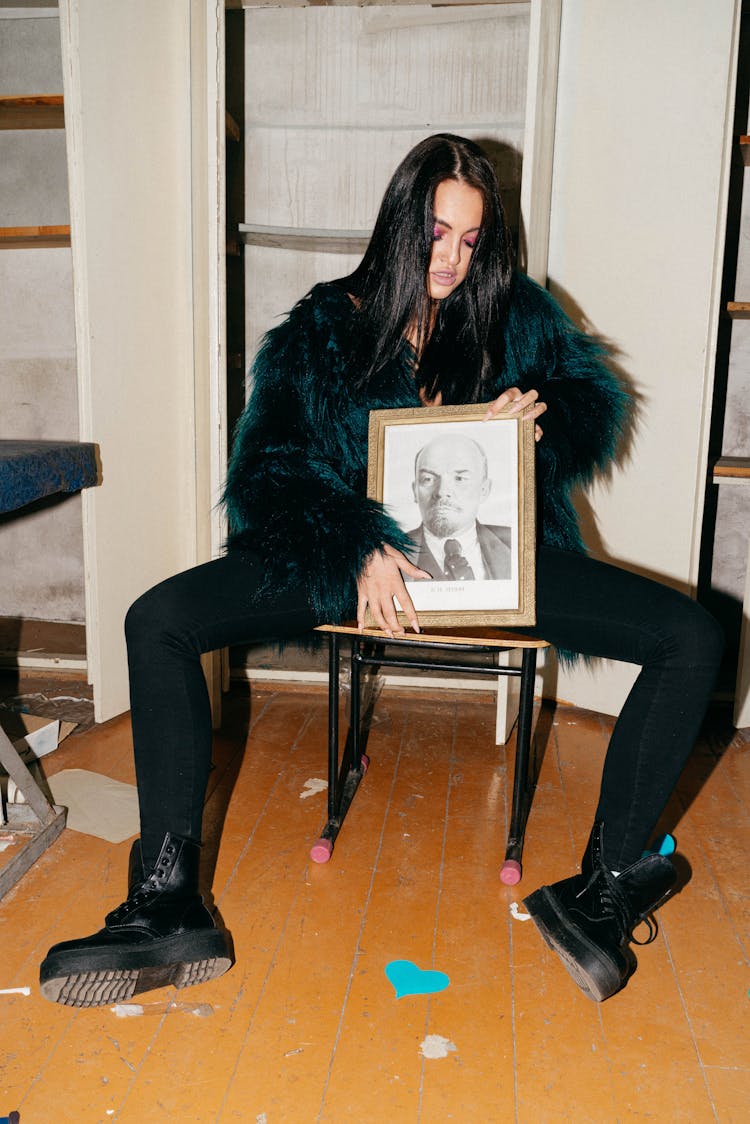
top-left (125, 546), bottom-right (723, 873)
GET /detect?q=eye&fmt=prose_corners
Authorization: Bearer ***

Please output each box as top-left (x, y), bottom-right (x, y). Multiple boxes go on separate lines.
top-left (432, 225), bottom-right (444, 241)
top-left (464, 236), bottom-right (478, 250)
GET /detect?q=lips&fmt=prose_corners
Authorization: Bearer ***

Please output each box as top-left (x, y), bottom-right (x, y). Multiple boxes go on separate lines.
top-left (431, 271), bottom-right (457, 287)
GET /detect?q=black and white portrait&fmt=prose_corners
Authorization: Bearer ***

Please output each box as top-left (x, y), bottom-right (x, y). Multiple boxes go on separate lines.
top-left (381, 417), bottom-right (520, 613)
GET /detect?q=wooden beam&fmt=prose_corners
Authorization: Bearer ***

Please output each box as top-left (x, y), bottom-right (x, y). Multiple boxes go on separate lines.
top-left (240, 222), bottom-right (370, 254)
top-left (0, 808), bottom-right (66, 902)
top-left (713, 456), bottom-right (750, 481)
top-left (0, 225), bottom-right (71, 248)
top-left (727, 301), bottom-right (750, 318)
top-left (0, 95), bottom-right (64, 130)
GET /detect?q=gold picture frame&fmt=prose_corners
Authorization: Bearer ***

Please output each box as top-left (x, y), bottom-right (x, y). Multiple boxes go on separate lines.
top-left (367, 403), bottom-right (536, 627)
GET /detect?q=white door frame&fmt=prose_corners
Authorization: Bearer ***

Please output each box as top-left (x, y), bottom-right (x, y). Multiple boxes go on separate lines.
top-left (60, 0), bottom-right (227, 722)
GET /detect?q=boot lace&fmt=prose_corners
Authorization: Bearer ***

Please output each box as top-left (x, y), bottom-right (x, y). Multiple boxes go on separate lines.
top-left (578, 867), bottom-right (659, 946)
top-left (107, 863), bottom-right (172, 923)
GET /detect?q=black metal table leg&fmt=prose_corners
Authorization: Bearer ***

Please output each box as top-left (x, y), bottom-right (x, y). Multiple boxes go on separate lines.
top-left (309, 633), bottom-right (371, 864)
top-left (500, 646), bottom-right (537, 885)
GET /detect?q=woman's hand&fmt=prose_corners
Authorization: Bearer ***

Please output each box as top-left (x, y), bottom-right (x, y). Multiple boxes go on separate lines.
top-left (483, 386), bottom-right (547, 442)
top-left (357, 544), bottom-right (431, 636)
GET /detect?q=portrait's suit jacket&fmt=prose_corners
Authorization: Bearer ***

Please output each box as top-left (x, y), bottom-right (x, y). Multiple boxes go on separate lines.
top-left (405, 522), bottom-right (512, 581)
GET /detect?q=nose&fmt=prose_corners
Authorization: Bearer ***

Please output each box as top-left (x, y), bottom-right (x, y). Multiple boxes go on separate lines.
top-left (437, 236), bottom-right (461, 267)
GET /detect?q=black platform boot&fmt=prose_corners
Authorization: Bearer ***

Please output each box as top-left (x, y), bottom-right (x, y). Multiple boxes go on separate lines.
top-left (40, 833), bottom-right (233, 1007)
top-left (522, 823), bottom-right (677, 1002)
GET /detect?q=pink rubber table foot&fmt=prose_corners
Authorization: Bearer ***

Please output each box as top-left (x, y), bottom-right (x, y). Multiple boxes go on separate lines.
top-left (310, 838), bottom-right (333, 864)
top-left (360, 754), bottom-right (370, 774)
top-left (500, 859), bottom-right (522, 885)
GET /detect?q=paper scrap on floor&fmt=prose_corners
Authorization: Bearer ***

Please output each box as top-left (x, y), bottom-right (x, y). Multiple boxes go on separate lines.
top-left (47, 769), bottom-right (139, 843)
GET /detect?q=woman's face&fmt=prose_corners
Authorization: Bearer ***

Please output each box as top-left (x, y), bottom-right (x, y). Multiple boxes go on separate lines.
top-left (427, 179), bottom-right (484, 300)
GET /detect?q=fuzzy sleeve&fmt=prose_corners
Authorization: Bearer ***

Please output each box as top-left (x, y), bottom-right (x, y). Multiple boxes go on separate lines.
top-left (503, 273), bottom-right (632, 549)
top-left (222, 295), bottom-right (411, 622)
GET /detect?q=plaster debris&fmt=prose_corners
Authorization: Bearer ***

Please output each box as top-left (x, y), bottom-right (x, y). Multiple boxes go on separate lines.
top-left (0, 986), bottom-right (30, 996)
top-left (419, 1034), bottom-right (457, 1060)
top-left (187, 1003), bottom-right (214, 1018)
top-left (300, 778), bottom-right (327, 800)
top-left (256, 1114), bottom-right (268, 1124)
top-left (111, 1003), bottom-right (144, 1018)
top-left (510, 901), bottom-right (531, 922)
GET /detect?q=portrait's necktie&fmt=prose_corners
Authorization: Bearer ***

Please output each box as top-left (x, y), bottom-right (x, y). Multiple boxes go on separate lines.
top-left (443, 539), bottom-right (475, 580)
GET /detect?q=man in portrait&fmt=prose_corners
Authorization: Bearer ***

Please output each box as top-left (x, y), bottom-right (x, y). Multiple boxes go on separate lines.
top-left (404, 432), bottom-right (512, 581)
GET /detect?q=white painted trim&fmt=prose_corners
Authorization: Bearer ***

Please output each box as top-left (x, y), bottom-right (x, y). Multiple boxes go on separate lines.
top-left (209, 0), bottom-right (227, 564)
top-left (519, 0), bottom-right (561, 284)
top-left (59, 0), bottom-right (97, 695)
top-left (190, 0), bottom-right (227, 723)
top-left (688, 0), bottom-right (743, 592)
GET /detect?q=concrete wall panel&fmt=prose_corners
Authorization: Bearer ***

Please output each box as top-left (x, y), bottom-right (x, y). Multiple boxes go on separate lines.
top-left (0, 6), bottom-right (82, 625)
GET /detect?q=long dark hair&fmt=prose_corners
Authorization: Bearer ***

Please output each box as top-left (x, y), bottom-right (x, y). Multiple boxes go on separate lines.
top-left (339, 133), bottom-right (514, 404)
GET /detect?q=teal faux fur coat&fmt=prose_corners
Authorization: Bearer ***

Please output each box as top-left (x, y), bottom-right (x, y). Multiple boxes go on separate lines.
top-left (224, 272), bottom-right (630, 622)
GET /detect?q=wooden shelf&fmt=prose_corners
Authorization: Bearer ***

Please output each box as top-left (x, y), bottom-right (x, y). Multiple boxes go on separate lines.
top-left (713, 456), bottom-right (750, 481)
top-left (727, 301), bottom-right (750, 318)
top-left (239, 222), bottom-right (371, 254)
top-left (740, 135), bottom-right (749, 167)
top-left (0, 95), bottom-right (64, 130)
top-left (0, 225), bottom-right (71, 249)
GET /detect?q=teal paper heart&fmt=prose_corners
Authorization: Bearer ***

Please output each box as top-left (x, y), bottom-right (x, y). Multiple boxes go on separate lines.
top-left (385, 959), bottom-right (450, 999)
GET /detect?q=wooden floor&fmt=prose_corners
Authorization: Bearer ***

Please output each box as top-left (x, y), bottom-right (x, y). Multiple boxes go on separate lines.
top-left (1, 681), bottom-right (748, 1122)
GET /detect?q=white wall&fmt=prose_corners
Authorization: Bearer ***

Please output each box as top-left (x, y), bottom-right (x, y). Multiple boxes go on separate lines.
top-left (547, 0), bottom-right (740, 714)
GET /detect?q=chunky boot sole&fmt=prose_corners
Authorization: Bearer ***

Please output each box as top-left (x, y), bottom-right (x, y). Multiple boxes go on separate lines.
top-left (523, 886), bottom-right (632, 1002)
top-left (40, 930), bottom-right (232, 1008)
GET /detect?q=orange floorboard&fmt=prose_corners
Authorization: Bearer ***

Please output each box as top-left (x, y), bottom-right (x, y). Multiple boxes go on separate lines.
top-left (0, 682), bottom-right (748, 1123)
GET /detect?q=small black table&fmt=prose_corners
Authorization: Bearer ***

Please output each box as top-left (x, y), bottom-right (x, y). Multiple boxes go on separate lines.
top-left (0, 439), bottom-right (100, 899)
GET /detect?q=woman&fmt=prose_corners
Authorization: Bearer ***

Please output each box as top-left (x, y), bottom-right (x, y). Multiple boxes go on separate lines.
top-left (40, 135), bottom-right (722, 1007)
